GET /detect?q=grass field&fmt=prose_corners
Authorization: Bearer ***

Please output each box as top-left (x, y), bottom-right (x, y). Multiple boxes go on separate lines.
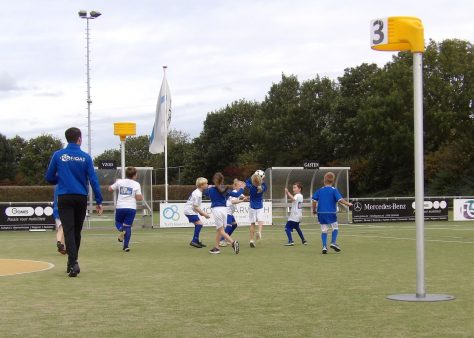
top-left (1, 221), bottom-right (473, 337)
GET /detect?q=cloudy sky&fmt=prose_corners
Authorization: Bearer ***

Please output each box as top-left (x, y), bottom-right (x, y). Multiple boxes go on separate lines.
top-left (1, 0), bottom-right (473, 157)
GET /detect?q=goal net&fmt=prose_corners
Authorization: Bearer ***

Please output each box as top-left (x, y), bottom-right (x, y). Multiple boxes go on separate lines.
top-left (86, 167), bottom-right (154, 228)
top-left (264, 167), bottom-right (351, 225)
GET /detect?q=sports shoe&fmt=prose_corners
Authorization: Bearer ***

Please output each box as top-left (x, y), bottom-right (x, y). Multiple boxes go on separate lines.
top-left (68, 262), bottom-right (80, 277)
top-left (256, 231), bottom-right (262, 240)
top-left (209, 247), bottom-right (221, 254)
top-left (118, 231), bottom-right (124, 243)
top-left (322, 247), bottom-right (328, 254)
top-left (218, 240), bottom-right (227, 247)
top-left (66, 261), bottom-right (80, 274)
top-left (189, 241), bottom-right (202, 248)
top-left (284, 242), bottom-right (295, 246)
top-left (330, 243), bottom-right (341, 252)
top-left (123, 247), bottom-right (130, 252)
top-left (198, 241), bottom-right (207, 248)
top-left (232, 241), bottom-right (240, 254)
top-left (250, 240), bottom-right (256, 248)
top-left (302, 240), bottom-right (308, 245)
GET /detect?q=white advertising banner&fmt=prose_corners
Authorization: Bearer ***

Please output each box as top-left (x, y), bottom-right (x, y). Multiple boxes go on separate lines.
top-left (453, 199), bottom-right (474, 221)
top-left (159, 202), bottom-right (272, 228)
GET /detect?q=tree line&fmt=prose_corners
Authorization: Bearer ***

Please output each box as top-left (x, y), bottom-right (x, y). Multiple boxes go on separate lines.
top-left (1, 39), bottom-right (472, 196)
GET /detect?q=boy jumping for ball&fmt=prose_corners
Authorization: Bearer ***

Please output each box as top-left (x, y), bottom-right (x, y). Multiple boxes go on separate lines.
top-left (184, 177), bottom-right (210, 248)
top-left (311, 172), bottom-right (352, 254)
top-left (284, 182), bottom-right (307, 246)
top-left (108, 167), bottom-right (143, 252)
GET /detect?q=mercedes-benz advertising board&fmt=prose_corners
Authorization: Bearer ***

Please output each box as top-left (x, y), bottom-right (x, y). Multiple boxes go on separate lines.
top-left (352, 199), bottom-right (448, 223)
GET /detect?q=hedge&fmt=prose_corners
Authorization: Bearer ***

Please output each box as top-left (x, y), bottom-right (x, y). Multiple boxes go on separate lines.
top-left (0, 185), bottom-right (196, 203)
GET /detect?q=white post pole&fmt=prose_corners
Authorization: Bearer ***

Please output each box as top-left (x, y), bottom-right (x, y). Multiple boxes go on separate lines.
top-left (387, 51), bottom-right (454, 302)
top-left (163, 66), bottom-right (169, 202)
top-left (413, 52), bottom-right (425, 298)
top-left (121, 140), bottom-right (126, 179)
top-left (86, 17), bottom-right (94, 220)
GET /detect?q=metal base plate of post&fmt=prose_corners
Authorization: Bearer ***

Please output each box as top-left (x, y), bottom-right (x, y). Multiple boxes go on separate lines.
top-left (387, 294), bottom-right (455, 302)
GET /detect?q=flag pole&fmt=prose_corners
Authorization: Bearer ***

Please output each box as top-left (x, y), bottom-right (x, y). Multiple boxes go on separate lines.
top-left (163, 66), bottom-right (169, 202)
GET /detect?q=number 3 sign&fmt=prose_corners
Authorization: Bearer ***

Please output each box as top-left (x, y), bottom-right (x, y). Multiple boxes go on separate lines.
top-left (370, 18), bottom-right (388, 47)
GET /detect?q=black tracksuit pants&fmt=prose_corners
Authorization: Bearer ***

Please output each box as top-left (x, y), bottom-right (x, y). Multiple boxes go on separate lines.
top-left (58, 194), bottom-right (88, 267)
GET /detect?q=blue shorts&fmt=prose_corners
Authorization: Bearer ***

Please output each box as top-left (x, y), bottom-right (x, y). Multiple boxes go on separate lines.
top-left (185, 214), bottom-right (201, 224)
top-left (285, 220), bottom-right (300, 229)
top-left (317, 213), bottom-right (337, 225)
top-left (116, 208), bottom-right (136, 227)
top-left (227, 215), bottom-right (236, 225)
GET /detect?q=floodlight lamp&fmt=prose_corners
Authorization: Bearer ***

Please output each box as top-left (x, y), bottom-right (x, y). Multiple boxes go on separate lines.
top-left (90, 11), bottom-right (102, 18)
top-left (78, 10), bottom-right (87, 18)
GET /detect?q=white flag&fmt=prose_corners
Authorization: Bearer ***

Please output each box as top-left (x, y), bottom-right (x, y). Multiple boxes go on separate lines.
top-left (149, 74), bottom-right (171, 154)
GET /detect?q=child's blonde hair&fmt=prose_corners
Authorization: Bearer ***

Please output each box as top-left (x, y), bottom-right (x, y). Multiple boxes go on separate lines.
top-left (324, 172), bottom-right (335, 185)
top-left (251, 174), bottom-right (263, 193)
top-left (195, 177), bottom-right (208, 187)
top-left (251, 173), bottom-right (262, 186)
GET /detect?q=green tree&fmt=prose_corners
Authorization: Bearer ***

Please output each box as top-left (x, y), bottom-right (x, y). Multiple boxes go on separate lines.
top-left (94, 130), bottom-right (193, 184)
top-left (20, 134), bottom-right (63, 185)
top-left (0, 133), bottom-right (15, 183)
top-left (423, 39), bottom-right (474, 193)
top-left (183, 100), bottom-right (259, 182)
top-left (94, 148), bottom-right (121, 166)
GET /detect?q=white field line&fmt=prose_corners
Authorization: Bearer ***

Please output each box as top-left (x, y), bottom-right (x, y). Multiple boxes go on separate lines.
top-left (343, 234), bottom-right (474, 244)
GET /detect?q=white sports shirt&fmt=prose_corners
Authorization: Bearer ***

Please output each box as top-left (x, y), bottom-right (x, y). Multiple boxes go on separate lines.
top-left (226, 190), bottom-right (244, 215)
top-left (110, 179), bottom-right (142, 209)
top-left (288, 193), bottom-right (303, 222)
top-left (184, 188), bottom-right (202, 215)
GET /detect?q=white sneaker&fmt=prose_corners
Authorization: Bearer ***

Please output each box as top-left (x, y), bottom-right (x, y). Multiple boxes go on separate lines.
top-left (256, 231), bottom-right (262, 240)
top-left (250, 240), bottom-right (256, 248)
top-left (218, 240), bottom-right (227, 247)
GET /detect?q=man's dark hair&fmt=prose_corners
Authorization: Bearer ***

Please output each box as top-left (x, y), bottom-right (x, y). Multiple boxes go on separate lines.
top-left (65, 127), bottom-right (82, 143)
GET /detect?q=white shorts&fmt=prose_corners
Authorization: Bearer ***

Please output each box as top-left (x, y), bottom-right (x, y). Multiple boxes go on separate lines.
top-left (321, 222), bottom-right (338, 232)
top-left (212, 207), bottom-right (227, 229)
top-left (55, 218), bottom-right (62, 230)
top-left (249, 208), bottom-right (264, 223)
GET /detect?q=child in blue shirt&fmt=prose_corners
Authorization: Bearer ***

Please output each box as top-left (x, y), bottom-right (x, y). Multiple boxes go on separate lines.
top-left (207, 172), bottom-right (245, 255)
top-left (311, 172), bottom-right (352, 254)
top-left (246, 173), bottom-right (267, 248)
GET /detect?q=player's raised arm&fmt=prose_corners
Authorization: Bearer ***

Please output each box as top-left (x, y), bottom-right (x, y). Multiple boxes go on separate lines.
top-left (285, 188), bottom-right (295, 201)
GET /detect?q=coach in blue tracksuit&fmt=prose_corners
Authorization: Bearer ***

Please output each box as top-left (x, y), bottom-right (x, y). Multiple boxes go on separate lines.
top-left (45, 127), bottom-right (103, 277)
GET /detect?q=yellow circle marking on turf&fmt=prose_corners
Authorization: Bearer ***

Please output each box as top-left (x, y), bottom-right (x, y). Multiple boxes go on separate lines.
top-left (0, 259), bottom-right (54, 277)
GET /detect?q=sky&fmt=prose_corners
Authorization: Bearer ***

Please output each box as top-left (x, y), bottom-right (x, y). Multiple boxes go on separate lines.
top-left (1, 0), bottom-right (473, 157)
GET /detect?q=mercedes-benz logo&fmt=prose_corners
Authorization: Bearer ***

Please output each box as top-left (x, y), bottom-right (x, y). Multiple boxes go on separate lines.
top-left (353, 202), bottom-right (363, 212)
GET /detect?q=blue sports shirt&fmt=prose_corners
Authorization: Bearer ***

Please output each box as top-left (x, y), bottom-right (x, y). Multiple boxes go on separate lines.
top-left (45, 143), bottom-right (103, 204)
top-left (312, 186), bottom-right (343, 224)
top-left (246, 179), bottom-right (267, 209)
top-left (206, 186), bottom-right (244, 208)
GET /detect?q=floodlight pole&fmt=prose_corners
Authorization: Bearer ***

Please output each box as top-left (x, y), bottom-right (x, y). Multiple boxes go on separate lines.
top-left (79, 10), bottom-right (101, 216)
